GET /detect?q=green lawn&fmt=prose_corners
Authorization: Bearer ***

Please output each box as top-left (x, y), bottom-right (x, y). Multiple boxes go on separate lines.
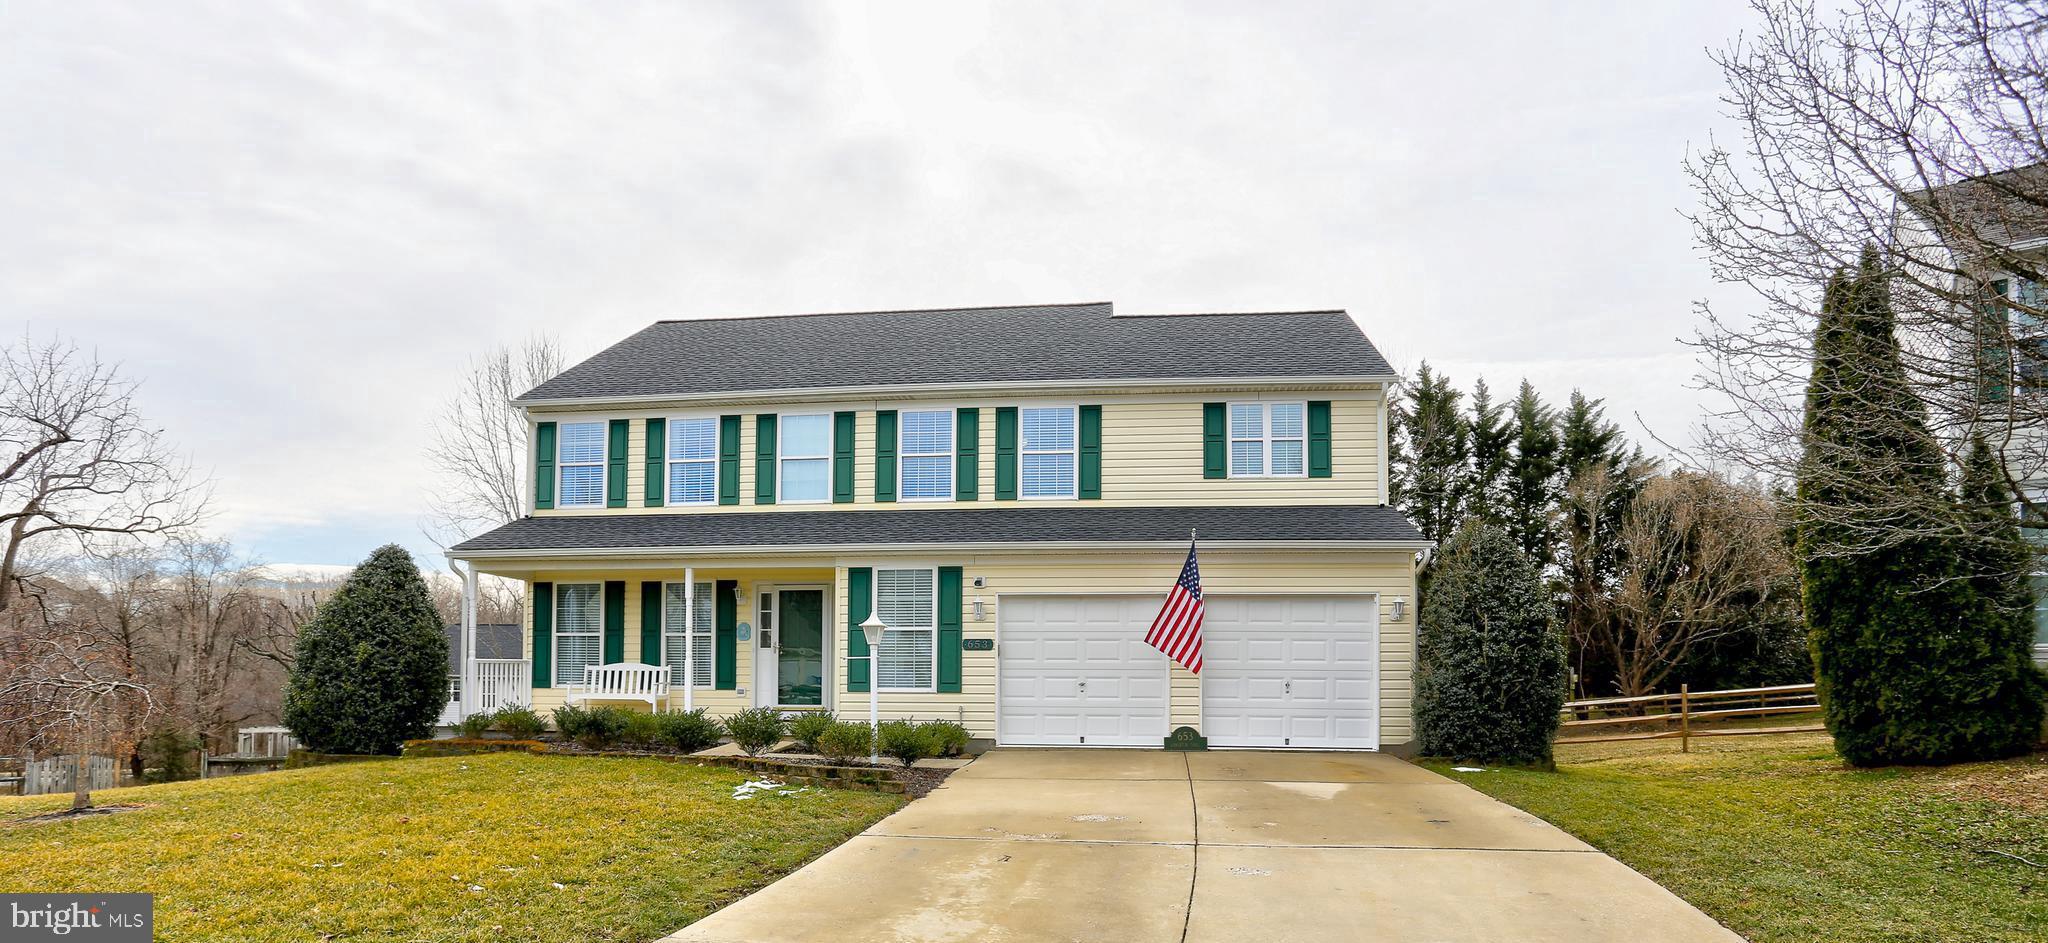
top-left (1426, 733), bottom-right (2048, 943)
top-left (1, 753), bottom-right (905, 942)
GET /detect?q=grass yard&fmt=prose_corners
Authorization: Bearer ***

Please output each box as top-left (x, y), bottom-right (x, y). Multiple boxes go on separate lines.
top-left (1427, 733), bottom-right (2048, 943)
top-left (0, 752), bottom-right (906, 942)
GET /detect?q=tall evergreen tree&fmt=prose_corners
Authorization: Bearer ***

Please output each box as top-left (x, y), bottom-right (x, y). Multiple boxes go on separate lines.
top-left (1504, 381), bottom-right (1560, 564)
top-left (1393, 363), bottom-right (1472, 546)
top-left (284, 545), bottom-right (450, 755)
top-left (1467, 378), bottom-right (1513, 525)
top-left (1955, 433), bottom-right (2048, 737)
top-left (1800, 250), bottom-right (2043, 766)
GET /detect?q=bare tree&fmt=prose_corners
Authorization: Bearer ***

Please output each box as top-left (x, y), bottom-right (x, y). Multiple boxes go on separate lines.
top-left (1579, 471), bottom-right (1799, 699)
top-left (0, 334), bottom-right (205, 612)
top-left (425, 336), bottom-right (563, 547)
top-left (1687, 0), bottom-right (2048, 554)
top-left (0, 624), bottom-right (156, 811)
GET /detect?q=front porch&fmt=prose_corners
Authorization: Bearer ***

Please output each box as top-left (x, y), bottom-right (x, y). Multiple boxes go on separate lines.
top-left (449, 559), bottom-right (848, 720)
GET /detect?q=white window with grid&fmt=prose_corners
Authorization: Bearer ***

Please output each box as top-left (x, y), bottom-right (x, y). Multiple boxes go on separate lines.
top-left (900, 409), bottom-right (955, 500)
top-left (557, 422), bottom-right (607, 507)
top-left (780, 413), bottom-right (831, 503)
top-left (1228, 402), bottom-right (1307, 478)
top-left (554, 583), bottom-right (603, 684)
top-left (1020, 406), bottom-right (1077, 498)
top-left (874, 568), bottom-right (936, 691)
top-left (666, 418), bottom-right (718, 505)
top-left (663, 582), bottom-right (714, 688)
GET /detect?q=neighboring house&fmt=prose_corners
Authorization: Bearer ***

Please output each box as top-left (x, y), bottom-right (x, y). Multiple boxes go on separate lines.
top-left (1907, 167), bottom-right (2048, 665)
top-left (438, 623), bottom-right (526, 726)
top-left (448, 302), bottom-right (1428, 751)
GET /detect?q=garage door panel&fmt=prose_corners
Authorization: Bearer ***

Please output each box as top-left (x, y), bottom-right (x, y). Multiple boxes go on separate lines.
top-left (1203, 595), bottom-right (1379, 751)
top-left (1000, 595), bottom-right (1171, 747)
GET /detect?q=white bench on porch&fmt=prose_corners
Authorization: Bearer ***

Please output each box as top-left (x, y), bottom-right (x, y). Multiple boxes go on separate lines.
top-left (565, 663), bottom-right (672, 711)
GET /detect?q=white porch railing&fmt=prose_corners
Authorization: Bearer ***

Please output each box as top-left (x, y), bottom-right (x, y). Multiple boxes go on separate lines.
top-left (565, 663), bottom-right (670, 711)
top-left (444, 659), bottom-right (534, 725)
top-left (474, 659), bottom-right (532, 713)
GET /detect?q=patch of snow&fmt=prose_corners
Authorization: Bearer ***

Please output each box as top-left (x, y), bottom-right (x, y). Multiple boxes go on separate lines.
top-left (1452, 766), bottom-right (1486, 773)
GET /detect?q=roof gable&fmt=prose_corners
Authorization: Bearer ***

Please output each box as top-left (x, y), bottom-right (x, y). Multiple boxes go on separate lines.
top-left (518, 302), bottom-right (1393, 403)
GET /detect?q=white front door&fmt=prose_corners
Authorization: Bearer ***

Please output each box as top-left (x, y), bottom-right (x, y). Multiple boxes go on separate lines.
top-left (998, 595), bottom-right (1171, 747)
top-left (1202, 595), bottom-right (1379, 750)
top-left (754, 587), bottom-right (828, 708)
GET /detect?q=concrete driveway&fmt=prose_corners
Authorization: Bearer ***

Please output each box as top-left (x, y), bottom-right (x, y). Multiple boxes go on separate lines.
top-left (665, 750), bottom-right (1743, 943)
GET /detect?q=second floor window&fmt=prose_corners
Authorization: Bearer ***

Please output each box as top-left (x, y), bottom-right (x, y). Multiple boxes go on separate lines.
top-left (1021, 406), bottom-right (1077, 498)
top-left (667, 417), bottom-right (718, 505)
top-left (1229, 402), bottom-right (1307, 478)
top-left (901, 409), bottom-right (955, 500)
top-left (780, 413), bottom-right (831, 503)
top-left (558, 421), bottom-right (607, 507)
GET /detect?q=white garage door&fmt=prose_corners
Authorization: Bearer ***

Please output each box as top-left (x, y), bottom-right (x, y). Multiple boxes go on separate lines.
top-left (1203, 595), bottom-right (1379, 750)
top-left (998, 595), bottom-right (1171, 747)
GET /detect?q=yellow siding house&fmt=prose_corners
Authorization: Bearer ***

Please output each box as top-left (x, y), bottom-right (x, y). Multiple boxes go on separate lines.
top-left (448, 302), bottom-right (1428, 752)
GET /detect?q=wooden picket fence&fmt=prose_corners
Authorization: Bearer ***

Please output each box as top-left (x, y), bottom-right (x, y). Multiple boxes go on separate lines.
top-left (19, 755), bottom-right (119, 796)
top-left (1558, 683), bottom-right (1824, 751)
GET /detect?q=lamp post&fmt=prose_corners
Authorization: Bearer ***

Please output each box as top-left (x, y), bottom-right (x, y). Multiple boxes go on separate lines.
top-left (858, 612), bottom-right (888, 764)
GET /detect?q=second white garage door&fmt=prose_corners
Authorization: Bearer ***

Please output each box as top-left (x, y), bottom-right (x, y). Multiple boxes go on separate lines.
top-left (998, 595), bottom-right (1171, 746)
top-left (1202, 595), bottom-right (1379, 750)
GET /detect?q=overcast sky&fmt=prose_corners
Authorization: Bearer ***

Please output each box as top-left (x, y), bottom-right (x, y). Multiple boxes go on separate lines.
top-left (2, 1), bottom-right (1755, 568)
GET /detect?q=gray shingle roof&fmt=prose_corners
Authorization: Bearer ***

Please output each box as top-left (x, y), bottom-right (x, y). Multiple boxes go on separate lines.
top-left (442, 623), bottom-right (523, 673)
top-left (517, 303), bottom-right (1394, 402)
top-left (449, 505), bottom-right (1425, 553)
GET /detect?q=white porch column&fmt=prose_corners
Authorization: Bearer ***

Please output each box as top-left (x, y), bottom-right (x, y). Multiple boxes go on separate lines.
top-left (682, 567), bottom-right (695, 712)
top-left (455, 559), bottom-right (478, 716)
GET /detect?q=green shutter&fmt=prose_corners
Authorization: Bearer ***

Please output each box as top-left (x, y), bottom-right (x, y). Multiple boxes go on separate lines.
top-left (846, 567), bottom-right (872, 692)
top-left (606, 420), bottom-right (629, 508)
top-left (602, 581), bottom-right (625, 664)
top-left (1202, 403), bottom-right (1226, 479)
top-left (833, 411), bottom-right (856, 504)
top-left (1079, 405), bottom-right (1102, 499)
top-left (644, 418), bottom-right (666, 507)
top-left (938, 566), bottom-right (963, 693)
top-left (531, 582), bottom-right (554, 688)
top-left (718, 415), bottom-right (741, 505)
top-left (873, 411), bottom-right (898, 503)
top-left (639, 581), bottom-right (663, 666)
top-left (956, 408), bottom-right (980, 501)
top-left (1308, 401), bottom-right (1333, 478)
top-left (715, 580), bottom-right (737, 689)
top-left (754, 414), bottom-right (777, 505)
top-left (534, 422), bottom-right (557, 510)
top-left (994, 407), bottom-right (1018, 500)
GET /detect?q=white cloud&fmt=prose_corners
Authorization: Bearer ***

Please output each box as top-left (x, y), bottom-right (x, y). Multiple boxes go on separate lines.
top-left (2, 1), bottom-right (1754, 563)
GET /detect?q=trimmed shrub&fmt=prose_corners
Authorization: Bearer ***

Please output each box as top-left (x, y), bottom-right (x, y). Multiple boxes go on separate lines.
top-left (492, 704), bottom-right (546, 739)
top-left (788, 712), bottom-right (835, 753)
top-left (915, 720), bottom-right (970, 758)
top-left (877, 720), bottom-right (936, 767)
top-left (655, 708), bottom-right (724, 754)
top-left (282, 545), bottom-right (450, 755)
top-left (620, 710), bottom-right (663, 747)
top-left (554, 705), bottom-right (632, 749)
top-left (1414, 522), bottom-right (1568, 765)
top-left (814, 720), bottom-right (872, 762)
top-left (456, 710), bottom-right (496, 739)
top-left (724, 707), bottom-right (785, 756)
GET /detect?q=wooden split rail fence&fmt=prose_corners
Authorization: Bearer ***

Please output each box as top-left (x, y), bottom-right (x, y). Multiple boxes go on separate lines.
top-left (1558, 683), bottom-right (1824, 751)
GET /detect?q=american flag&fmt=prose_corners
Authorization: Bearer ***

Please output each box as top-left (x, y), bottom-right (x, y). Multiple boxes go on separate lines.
top-left (1145, 540), bottom-right (1205, 674)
